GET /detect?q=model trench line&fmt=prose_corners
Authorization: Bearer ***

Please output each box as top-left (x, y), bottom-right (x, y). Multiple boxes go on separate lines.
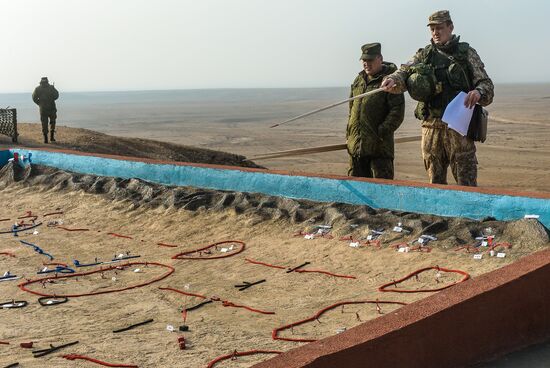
top-left (272, 300), bottom-right (408, 343)
top-left (159, 286), bottom-right (275, 318)
top-left (18, 262), bottom-right (175, 298)
top-left (171, 240), bottom-right (246, 260)
top-left (206, 350), bottom-right (283, 368)
top-left (245, 258), bottom-right (357, 279)
top-left (62, 354), bottom-right (139, 367)
top-left (378, 266), bottom-right (470, 293)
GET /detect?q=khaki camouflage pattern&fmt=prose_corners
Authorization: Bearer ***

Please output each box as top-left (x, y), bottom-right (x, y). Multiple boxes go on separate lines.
top-left (427, 10), bottom-right (452, 26)
top-left (384, 37), bottom-right (493, 187)
top-left (422, 119), bottom-right (477, 186)
top-left (387, 45), bottom-right (494, 106)
top-left (348, 156), bottom-right (394, 179)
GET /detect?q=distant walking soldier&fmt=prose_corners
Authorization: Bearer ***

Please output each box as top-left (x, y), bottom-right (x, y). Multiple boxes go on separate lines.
top-left (381, 10), bottom-right (494, 186)
top-left (32, 77), bottom-right (59, 143)
top-left (347, 43), bottom-right (405, 179)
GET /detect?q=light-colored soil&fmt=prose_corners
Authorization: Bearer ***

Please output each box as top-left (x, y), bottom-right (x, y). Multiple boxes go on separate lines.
top-left (0, 180), bottom-right (547, 367)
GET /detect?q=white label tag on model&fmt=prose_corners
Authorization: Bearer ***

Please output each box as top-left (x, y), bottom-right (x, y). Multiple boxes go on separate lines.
top-left (481, 241), bottom-right (488, 247)
top-left (393, 226), bottom-right (403, 233)
top-left (304, 234), bottom-right (315, 240)
top-left (473, 254), bottom-right (483, 260)
top-left (418, 237), bottom-right (425, 244)
top-left (349, 242), bottom-right (360, 248)
top-left (366, 235), bottom-right (373, 241)
top-left (496, 252), bottom-right (506, 258)
top-left (397, 247), bottom-right (406, 253)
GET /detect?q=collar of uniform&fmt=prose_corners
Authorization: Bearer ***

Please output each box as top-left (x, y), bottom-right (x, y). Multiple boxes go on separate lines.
top-left (360, 64), bottom-right (388, 84)
top-left (432, 35), bottom-right (460, 54)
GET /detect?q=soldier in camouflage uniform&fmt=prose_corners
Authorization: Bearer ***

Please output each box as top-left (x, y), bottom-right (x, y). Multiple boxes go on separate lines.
top-left (381, 10), bottom-right (494, 186)
top-left (347, 43), bottom-right (405, 179)
top-left (32, 77), bottom-right (59, 143)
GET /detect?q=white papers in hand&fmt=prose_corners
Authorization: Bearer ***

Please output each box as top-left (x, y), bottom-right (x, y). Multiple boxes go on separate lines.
top-left (442, 91), bottom-right (474, 136)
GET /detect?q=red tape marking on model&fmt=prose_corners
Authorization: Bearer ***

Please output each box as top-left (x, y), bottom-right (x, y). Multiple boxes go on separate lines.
top-left (172, 241), bottom-right (246, 260)
top-left (43, 261), bottom-right (68, 267)
top-left (378, 266), bottom-right (470, 293)
top-left (56, 226), bottom-right (90, 232)
top-left (487, 242), bottom-right (512, 253)
top-left (0, 341), bottom-right (9, 345)
top-left (272, 300), bottom-right (407, 343)
top-left (245, 258), bottom-right (356, 279)
top-left (245, 258), bottom-right (285, 270)
top-left (62, 354), bottom-right (138, 367)
top-left (0, 252), bottom-right (16, 258)
top-left (107, 233), bottom-right (134, 239)
top-left (206, 350), bottom-right (282, 368)
top-left (43, 211), bottom-right (64, 217)
top-left (159, 287), bottom-right (274, 315)
top-left (18, 262), bottom-right (174, 298)
top-left (157, 242), bottom-right (178, 248)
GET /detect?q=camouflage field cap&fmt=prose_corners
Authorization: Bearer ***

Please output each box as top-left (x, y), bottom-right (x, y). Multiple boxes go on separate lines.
top-left (40, 77), bottom-right (49, 83)
top-left (360, 43), bottom-right (381, 61)
top-left (427, 10), bottom-right (452, 26)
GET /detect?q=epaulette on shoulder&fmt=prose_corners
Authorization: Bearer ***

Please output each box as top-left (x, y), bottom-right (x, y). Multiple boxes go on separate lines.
top-left (417, 44), bottom-right (432, 62)
top-left (455, 42), bottom-right (471, 60)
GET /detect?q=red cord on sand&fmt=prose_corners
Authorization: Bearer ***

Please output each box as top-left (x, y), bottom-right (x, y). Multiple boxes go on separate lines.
top-left (43, 261), bottom-right (68, 267)
top-left (172, 240), bottom-right (246, 260)
top-left (18, 262), bottom-right (174, 298)
top-left (245, 258), bottom-right (285, 270)
top-left (245, 258), bottom-right (356, 279)
top-left (272, 300), bottom-right (407, 343)
top-left (378, 266), bottom-right (470, 293)
top-left (157, 242), bottom-right (178, 248)
top-left (0, 252), bottom-right (16, 258)
top-left (55, 226), bottom-right (90, 232)
top-left (62, 354), bottom-right (138, 367)
top-left (0, 341), bottom-right (9, 345)
top-left (206, 350), bottom-right (282, 368)
top-left (159, 287), bottom-right (274, 315)
top-left (107, 233), bottom-right (133, 239)
top-left (43, 211), bottom-right (64, 217)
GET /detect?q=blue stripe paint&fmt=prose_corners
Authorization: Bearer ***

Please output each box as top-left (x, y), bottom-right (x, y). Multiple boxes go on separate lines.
top-left (3, 149), bottom-right (550, 228)
top-left (0, 150), bottom-right (11, 165)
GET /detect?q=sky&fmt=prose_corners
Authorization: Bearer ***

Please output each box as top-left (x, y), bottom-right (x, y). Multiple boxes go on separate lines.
top-left (1, 0), bottom-right (549, 93)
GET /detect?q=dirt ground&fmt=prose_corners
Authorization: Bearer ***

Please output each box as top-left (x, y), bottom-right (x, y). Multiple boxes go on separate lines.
top-left (0, 167), bottom-right (548, 367)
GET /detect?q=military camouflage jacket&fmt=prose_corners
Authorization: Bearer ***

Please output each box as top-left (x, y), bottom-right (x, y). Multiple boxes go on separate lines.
top-left (347, 62), bottom-right (405, 159)
top-left (387, 35), bottom-right (494, 118)
top-left (32, 83), bottom-right (59, 114)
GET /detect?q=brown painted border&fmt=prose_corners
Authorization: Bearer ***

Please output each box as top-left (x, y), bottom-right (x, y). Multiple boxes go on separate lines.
top-left (8, 146), bottom-right (550, 200)
top-left (254, 248), bottom-right (550, 368)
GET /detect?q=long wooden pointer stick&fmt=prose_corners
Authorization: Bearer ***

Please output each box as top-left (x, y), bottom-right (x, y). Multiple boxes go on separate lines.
top-left (245, 135), bottom-right (421, 161)
top-left (270, 87), bottom-right (386, 128)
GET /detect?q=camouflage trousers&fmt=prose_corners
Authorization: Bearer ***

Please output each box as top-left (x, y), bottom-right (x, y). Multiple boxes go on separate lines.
top-left (40, 111), bottom-right (57, 135)
top-left (421, 119), bottom-right (477, 186)
top-left (348, 156), bottom-right (394, 179)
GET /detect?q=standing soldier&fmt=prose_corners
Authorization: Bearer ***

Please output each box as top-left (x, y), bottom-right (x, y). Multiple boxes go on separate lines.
top-left (347, 43), bottom-right (405, 179)
top-left (32, 77), bottom-right (59, 143)
top-left (381, 10), bottom-right (494, 186)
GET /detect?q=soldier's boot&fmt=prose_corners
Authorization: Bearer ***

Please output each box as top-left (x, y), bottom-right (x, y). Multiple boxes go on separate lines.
top-left (43, 134), bottom-right (48, 144)
top-left (50, 130), bottom-right (56, 142)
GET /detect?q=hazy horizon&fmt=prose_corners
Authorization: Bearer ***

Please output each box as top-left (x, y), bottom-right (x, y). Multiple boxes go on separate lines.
top-left (0, 81), bottom-right (548, 95)
top-left (1, 0), bottom-right (549, 93)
